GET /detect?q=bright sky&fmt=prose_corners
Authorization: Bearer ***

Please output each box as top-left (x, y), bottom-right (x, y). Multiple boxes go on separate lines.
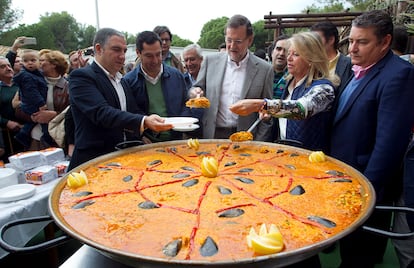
top-left (11, 0), bottom-right (314, 43)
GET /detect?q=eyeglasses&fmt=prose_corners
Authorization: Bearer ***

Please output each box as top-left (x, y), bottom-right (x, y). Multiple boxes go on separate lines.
top-left (161, 38), bottom-right (171, 43)
top-left (225, 37), bottom-right (246, 45)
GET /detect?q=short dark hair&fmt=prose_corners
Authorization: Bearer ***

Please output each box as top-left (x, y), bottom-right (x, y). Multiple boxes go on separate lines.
top-left (352, 10), bottom-right (393, 44)
top-left (153, 25), bottom-right (172, 41)
top-left (310, 20), bottom-right (339, 50)
top-left (136, 31), bottom-right (162, 52)
top-left (392, 25), bottom-right (408, 54)
top-left (225, 14), bottom-right (253, 37)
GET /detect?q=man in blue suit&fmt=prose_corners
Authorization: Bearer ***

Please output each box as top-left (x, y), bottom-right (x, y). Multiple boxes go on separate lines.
top-left (68, 28), bottom-right (172, 170)
top-left (330, 10), bottom-right (414, 268)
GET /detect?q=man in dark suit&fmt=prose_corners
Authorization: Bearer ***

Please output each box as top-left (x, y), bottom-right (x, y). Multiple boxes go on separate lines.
top-left (68, 28), bottom-right (172, 170)
top-left (310, 20), bottom-right (353, 93)
top-left (190, 14), bottom-right (273, 141)
top-left (330, 11), bottom-right (414, 267)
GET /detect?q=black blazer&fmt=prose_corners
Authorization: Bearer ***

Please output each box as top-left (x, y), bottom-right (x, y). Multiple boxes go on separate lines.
top-left (68, 62), bottom-right (144, 170)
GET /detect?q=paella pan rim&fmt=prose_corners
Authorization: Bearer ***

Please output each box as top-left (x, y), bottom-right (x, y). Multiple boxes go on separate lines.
top-left (49, 139), bottom-right (376, 267)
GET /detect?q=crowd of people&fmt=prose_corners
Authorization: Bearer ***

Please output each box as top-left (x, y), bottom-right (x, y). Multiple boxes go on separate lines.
top-left (0, 10), bottom-right (413, 268)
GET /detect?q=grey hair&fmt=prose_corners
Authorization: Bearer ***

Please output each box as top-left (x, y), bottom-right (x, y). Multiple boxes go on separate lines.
top-left (182, 44), bottom-right (203, 58)
top-left (0, 56), bottom-right (11, 64)
top-left (93, 28), bottom-right (125, 52)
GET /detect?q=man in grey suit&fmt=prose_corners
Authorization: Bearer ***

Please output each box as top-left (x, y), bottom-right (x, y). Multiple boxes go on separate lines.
top-left (190, 14), bottom-right (273, 141)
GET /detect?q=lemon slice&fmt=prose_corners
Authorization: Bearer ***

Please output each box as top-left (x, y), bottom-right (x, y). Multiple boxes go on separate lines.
top-left (309, 151), bottom-right (326, 163)
top-left (201, 157), bottom-right (218, 178)
top-left (67, 170), bottom-right (88, 189)
top-left (187, 138), bottom-right (200, 150)
top-left (246, 223), bottom-right (284, 255)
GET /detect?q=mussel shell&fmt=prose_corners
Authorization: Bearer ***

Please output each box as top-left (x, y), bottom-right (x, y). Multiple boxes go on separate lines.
top-left (290, 185), bottom-right (305, 195)
top-left (285, 164), bottom-right (296, 170)
top-left (224, 161), bottom-right (236, 167)
top-left (148, 160), bottom-right (161, 166)
top-left (106, 162), bottom-right (121, 167)
top-left (308, 215), bottom-right (337, 228)
top-left (122, 175), bottom-right (133, 182)
top-left (217, 186), bottom-right (232, 195)
top-left (138, 201), bottom-right (160, 209)
top-left (182, 179), bottom-right (199, 187)
top-left (72, 191), bottom-right (93, 197)
top-left (162, 239), bottom-right (182, 257)
top-left (238, 168), bottom-right (253, 173)
top-left (235, 177), bottom-right (254, 184)
top-left (72, 200), bottom-right (95, 209)
top-left (326, 170), bottom-right (345, 176)
top-left (218, 208), bottom-right (245, 218)
top-left (172, 173), bottom-right (190, 178)
top-left (200, 236), bottom-right (218, 257)
top-left (330, 178), bottom-right (352, 183)
top-left (181, 166), bottom-right (195, 172)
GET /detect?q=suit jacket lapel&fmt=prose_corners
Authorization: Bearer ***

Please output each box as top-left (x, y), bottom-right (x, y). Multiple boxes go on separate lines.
top-left (241, 53), bottom-right (258, 99)
top-left (92, 62), bottom-right (121, 109)
top-left (334, 58), bottom-right (385, 124)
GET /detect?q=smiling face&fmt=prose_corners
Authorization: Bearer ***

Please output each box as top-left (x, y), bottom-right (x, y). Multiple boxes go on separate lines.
top-left (138, 41), bottom-right (163, 78)
top-left (348, 26), bottom-right (391, 67)
top-left (183, 48), bottom-right (202, 79)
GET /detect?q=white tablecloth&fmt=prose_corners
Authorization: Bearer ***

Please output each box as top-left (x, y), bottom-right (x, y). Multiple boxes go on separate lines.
top-left (0, 179), bottom-right (60, 258)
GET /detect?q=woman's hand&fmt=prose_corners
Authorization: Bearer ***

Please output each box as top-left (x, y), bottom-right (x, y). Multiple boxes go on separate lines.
top-left (31, 110), bottom-right (57, 124)
top-left (229, 99), bottom-right (265, 116)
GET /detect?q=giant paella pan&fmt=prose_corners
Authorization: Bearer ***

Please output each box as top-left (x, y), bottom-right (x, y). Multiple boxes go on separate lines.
top-left (1, 139), bottom-right (413, 267)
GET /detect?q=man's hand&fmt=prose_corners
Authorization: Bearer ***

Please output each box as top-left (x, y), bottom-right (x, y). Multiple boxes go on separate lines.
top-left (6, 120), bottom-right (23, 132)
top-left (31, 110), bottom-right (57, 124)
top-left (144, 114), bottom-right (173, 132)
top-left (12, 37), bottom-right (25, 52)
top-left (188, 87), bottom-right (204, 99)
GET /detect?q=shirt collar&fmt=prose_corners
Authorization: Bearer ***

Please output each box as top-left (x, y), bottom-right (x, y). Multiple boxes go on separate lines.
top-left (95, 60), bottom-right (123, 82)
top-left (352, 62), bottom-right (376, 79)
top-left (140, 64), bottom-right (163, 85)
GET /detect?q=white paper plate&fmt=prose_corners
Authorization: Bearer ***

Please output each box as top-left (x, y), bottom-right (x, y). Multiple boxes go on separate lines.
top-left (173, 124), bottom-right (200, 132)
top-left (164, 117), bottom-right (199, 127)
top-left (0, 184), bottom-right (36, 202)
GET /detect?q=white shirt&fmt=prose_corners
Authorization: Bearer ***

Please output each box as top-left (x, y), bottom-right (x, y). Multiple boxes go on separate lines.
top-left (216, 53), bottom-right (249, 128)
top-left (279, 76), bottom-right (306, 139)
top-left (94, 60), bottom-right (127, 111)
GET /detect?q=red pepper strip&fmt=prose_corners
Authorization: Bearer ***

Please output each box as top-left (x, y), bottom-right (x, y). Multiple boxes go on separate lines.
top-left (215, 203), bottom-right (256, 213)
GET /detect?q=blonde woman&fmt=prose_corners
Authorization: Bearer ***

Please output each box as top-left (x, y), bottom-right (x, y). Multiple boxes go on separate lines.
top-left (230, 31), bottom-right (339, 151)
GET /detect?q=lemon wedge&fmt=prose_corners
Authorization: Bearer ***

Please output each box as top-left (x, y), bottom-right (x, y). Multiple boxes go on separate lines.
top-left (309, 151), bottom-right (326, 163)
top-left (201, 157), bottom-right (218, 178)
top-left (246, 223), bottom-right (284, 255)
top-left (187, 138), bottom-right (200, 150)
top-left (67, 170), bottom-right (88, 189)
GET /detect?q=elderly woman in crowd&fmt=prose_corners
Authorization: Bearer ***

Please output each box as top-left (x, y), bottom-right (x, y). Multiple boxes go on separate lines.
top-left (28, 49), bottom-right (69, 150)
top-left (230, 31), bottom-right (339, 152)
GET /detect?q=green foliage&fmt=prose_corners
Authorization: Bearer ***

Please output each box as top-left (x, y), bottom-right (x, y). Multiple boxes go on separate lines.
top-left (171, 34), bottom-right (193, 47)
top-left (252, 20), bottom-right (273, 50)
top-left (0, 0), bottom-right (22, 32)
top-left (198, 17), bottom-right (228, 49)
top-left (37, 12), bottom-right (79, 53)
